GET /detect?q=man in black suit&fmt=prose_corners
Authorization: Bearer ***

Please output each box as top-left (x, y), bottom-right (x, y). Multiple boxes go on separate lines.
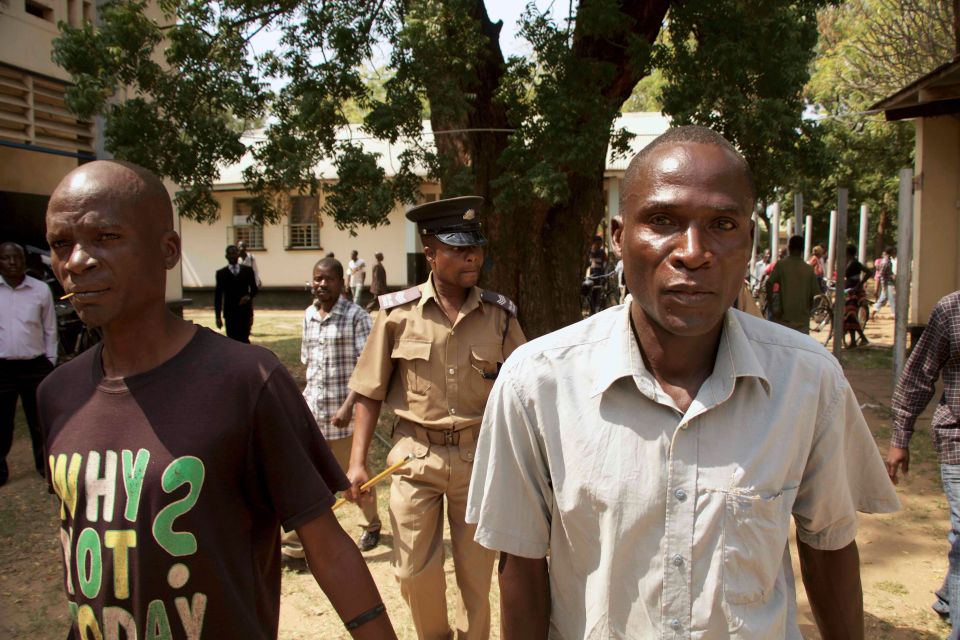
top-left (215, 244), bottom-right (258, 342)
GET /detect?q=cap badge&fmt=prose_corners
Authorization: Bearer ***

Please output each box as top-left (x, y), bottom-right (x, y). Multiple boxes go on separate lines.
top-left (463, 209), bottom-right (476, 221)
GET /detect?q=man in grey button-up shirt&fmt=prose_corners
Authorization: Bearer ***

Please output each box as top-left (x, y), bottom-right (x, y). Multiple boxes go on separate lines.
top-left (466, 126), bottom-right (899, 639)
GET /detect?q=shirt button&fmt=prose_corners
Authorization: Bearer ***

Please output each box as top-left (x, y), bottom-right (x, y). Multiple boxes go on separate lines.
top-left (670, 619), bottom-right (682, 631)
top-left (448, 368), bottom-right (455, 375)
top-left (672, 554), bottom-right (684, 567)
top-left (450, 408), bottom-right (456, 415)
top-left (674, 488), bottom-right (687, 502)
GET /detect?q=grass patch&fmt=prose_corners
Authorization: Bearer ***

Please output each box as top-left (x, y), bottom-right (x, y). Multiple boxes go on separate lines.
top-left (841, 345), bottom-right (893, 370)
top-left (874, 580), bottom-right (909, 596)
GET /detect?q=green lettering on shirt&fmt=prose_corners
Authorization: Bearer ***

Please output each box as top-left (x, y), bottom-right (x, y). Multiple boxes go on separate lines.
top-left (153, 457), bottom-right (205, 557)
top-left (76, 527), bottom-right (102, 599)
top-left (51, 453), bottom-right (82, 520)
top-left (175, 593), bottom-right (208, 640)
top-left (104, 530), bottom-right (137, 600)
top-left (122, 449), bottom-right (150, 523)
top-left (103, 606), bottom-right (137, 640)
top-left (145, 599), bottom-right (172, 640)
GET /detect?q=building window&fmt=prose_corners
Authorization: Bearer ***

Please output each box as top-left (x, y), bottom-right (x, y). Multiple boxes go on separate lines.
top-left (286, 196), bottom-right (321, 249)
top-left (230, 199), bottom-right (264, 249)
top-left (24, 0), bottom-right (54, 21)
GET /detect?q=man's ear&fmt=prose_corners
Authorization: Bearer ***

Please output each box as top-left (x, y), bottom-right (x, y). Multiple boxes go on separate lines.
top-left (161, 230), bottom-right (181, 270)
top-left (611, 215), bottom-right (624, 261)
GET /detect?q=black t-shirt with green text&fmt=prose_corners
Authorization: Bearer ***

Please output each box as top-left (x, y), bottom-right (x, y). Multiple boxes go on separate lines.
top-left (39, 327), bottom-right (349, 639)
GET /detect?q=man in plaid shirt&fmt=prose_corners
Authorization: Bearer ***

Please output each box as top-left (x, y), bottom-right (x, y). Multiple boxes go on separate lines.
top-left (283, 257), bottom-right (382, 557)
top-left (887, 290), bottom-right (960, 631)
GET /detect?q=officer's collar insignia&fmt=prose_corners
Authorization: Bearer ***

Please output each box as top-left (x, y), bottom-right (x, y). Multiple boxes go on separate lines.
top-left (463, 209), bottom-right (476, 221)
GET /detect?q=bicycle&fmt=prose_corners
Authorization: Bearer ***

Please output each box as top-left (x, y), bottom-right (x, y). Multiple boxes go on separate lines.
top-left (814, 284), bottom-right (872, 348)
top-left (580, 271), bottom-right (620, 317)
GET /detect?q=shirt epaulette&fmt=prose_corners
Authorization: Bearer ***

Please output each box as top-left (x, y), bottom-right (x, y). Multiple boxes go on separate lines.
top-left (378, 286), bottom-right (422, 311)
top-left (480, 290), bottom-right (518, 316)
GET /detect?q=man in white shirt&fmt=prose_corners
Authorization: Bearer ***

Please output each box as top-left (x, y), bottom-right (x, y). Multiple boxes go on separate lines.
top-left (237, 240), bottom-right (261, 287)
top-left (467, 126), bottom-right (900, 639)
top-left (347, 250), bottom-right (366, 305)
top-left (0, 242), bottom-right (57, 485)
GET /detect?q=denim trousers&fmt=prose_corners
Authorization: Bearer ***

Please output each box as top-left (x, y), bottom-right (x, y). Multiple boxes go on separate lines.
top-left (873, 283), bottom-right (896, 313)
top-left (938, 464), bottom-right (960, 634)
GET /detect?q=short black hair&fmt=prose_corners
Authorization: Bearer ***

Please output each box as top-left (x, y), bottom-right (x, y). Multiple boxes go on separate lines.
top-left (622, 125), bottom-right (756, 204)
top-left (886, 245), bottom-right (897, 256)
top-left (788, 235), bottom-right (804, 254)
top-left (846, 245), bottom-right (857, 257)
top-left (314, 257), bottom-right (344, 280)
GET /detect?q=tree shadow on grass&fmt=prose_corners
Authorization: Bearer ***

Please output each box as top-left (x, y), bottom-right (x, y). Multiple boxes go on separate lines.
top-left (799, 611), bottom-right (947, 639)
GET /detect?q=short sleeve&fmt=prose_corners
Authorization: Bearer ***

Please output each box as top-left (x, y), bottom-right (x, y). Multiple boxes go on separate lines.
top-left (792, 379), bottom-right (900, 550)
top-left (348, 309), bottom-right (395, 400)
top-left (467, 365), bottom-right (552, 558)
top-left (502, 316), bottom-right (527, 360)
top-left (247, 366), bottom-right (350, 531)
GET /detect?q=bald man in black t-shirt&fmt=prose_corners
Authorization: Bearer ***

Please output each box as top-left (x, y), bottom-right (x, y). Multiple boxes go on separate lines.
top-left (40, 160), bottom-right (396, 639)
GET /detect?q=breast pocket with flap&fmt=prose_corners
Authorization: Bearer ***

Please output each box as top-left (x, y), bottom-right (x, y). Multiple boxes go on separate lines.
top-left (391, 339), bottom-right (432, 395)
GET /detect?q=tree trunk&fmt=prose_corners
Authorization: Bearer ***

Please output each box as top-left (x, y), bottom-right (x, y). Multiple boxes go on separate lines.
top-left (419, 0), bottom-right (670, 338)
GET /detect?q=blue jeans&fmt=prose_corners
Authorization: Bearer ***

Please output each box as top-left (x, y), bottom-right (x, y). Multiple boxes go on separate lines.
top-left (873, 283), bottom-right (896, 314)
top-left (937, 464), bottom-right (960, 632)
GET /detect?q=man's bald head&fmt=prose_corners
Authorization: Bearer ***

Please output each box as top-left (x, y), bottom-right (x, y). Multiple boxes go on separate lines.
top-left (0, 242), bottom-right (25, 258)
top-left (621, 126), bottom-right (755, 208)
top-left (49, 160), bottom-right (173, 234)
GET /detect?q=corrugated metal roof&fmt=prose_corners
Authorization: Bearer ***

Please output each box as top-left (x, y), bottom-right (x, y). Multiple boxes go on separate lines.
top-left (214, 112), bottom-right (670, 187)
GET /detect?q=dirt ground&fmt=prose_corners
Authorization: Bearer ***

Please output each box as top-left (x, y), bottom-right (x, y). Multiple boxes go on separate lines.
top-left (0, 309), bottom-right (952, 639)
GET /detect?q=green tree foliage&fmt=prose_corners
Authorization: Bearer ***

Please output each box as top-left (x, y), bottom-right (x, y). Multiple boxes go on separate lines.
top-left (791, 0), bottom-right (954, 257)
top-left (53, 0), bottom-right (828, 335)
top-left (656, 0), bottom-right (831, 232)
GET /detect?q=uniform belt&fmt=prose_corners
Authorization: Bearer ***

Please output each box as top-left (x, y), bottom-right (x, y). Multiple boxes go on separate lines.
top-left (396, 418), bottom-right (481, 446)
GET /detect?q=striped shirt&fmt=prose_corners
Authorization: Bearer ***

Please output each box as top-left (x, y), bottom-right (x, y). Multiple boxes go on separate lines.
top-left (301, 297), bottom-right (372, 440)
top-left (891, 291), bottom-right (960, 463)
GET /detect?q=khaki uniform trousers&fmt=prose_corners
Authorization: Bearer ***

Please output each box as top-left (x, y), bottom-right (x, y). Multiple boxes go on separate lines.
top-left (281, 433), bottom-right (380, 559)
top-left (388, 420), bottom-right (494, 640)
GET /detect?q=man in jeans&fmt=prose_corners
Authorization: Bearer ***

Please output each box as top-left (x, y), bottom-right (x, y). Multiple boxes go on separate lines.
top-left (887, 290), bottom-right (960, 631)
top-left (873, 246), bottom-right (896, 318)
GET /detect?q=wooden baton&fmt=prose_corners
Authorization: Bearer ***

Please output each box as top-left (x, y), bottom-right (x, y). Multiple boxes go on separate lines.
top-left (331, 454), bottom-right (414, 511)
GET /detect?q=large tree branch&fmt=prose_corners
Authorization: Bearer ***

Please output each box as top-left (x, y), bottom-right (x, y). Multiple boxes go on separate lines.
top-left (571, 0), bottom-right (671, 104)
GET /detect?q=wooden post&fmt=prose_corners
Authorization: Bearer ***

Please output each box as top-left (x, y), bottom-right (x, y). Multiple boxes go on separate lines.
top-left (893, 169), bottom-right (915, 386)
top-left (770, 202), bottom-right (780, 260)
top-left (833, 190), bottom-right (848, 362)
top-left (858, 204), bottom-right (869, 264)
top-left (804, 215), bottom-right (813, 260)
top-left (827, 210), bottom-right (837, 284)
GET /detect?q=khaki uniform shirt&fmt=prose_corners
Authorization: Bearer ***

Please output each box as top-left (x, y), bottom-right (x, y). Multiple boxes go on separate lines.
top-left (467, 303), bottom-right (899, 639)
top-left (349, 274), bottom-right (526, 430)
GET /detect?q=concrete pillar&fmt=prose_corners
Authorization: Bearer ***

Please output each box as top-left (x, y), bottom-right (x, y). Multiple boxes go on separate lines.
top-left (827, 209), bottom-right (837, 283)
top-left (894, 169), bottom-right (914, 384)
top-left (858, 204), bottom-right (869, 264)
top-left (606, 177), bottom-right (619, 251)
top-left (804, 215), bottom-right (813, 260)
top-left (833, 190), bottom-right (848, 361)
top-left (750, 209), bottom-right (759, 282)
top-left (770, 202), bottom-right (780, 260)
top-left (794, 193), bottom-right (804, 237)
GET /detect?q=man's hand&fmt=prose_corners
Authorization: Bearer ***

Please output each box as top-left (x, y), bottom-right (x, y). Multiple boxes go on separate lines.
top-left (345, 464), bottom-right (370, 503)
top-left (499, 553), bottom-right (550, 639)
top-left (886, 446), bottom-right (910, 484)
top-left (239, 295), bottom-right (251, 306)
top-left (215, 316), bottom-right (223, 329)
top-left (331, 404), bottom-right (354, 430)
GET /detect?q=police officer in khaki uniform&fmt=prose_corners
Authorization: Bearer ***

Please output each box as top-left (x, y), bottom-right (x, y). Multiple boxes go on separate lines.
top-left (345, 196), bottom-right (525, 640)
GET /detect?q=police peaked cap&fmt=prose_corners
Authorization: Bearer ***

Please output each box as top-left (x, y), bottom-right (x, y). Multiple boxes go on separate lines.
top-left (406, 196), bottom-right (487, 247)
